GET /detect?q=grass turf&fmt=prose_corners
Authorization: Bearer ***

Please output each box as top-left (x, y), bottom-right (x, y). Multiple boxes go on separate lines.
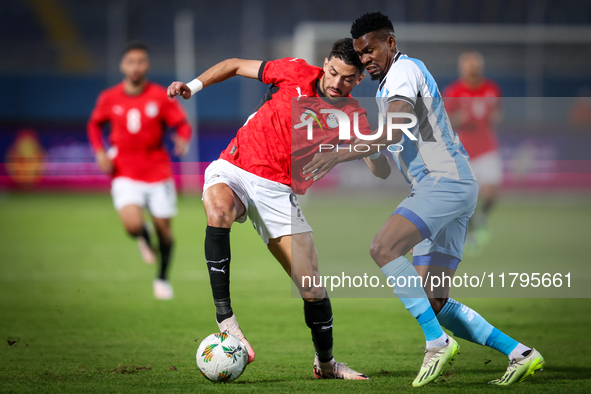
top-left (0, 191), bottom-right (590, 393)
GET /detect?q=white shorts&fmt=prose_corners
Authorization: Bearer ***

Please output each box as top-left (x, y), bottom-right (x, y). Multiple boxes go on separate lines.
top-left (470, 151), bottom-right (503, 186)
top-left (202, 159), bottom-right (312, 245)
top-left (111, 177), bottom-right (177, 218)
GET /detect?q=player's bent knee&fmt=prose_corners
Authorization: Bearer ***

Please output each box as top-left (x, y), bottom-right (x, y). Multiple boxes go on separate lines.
top-left (123, 222), bottom-right (144, 237)
top-left (206, 205), bottom-right (236, 228)
top-left (370, 239), bottom-right (403, 266)
top-left (429, 297), bottom-right (448, 315)
top-left (300, 286), bottom-right (326, 301)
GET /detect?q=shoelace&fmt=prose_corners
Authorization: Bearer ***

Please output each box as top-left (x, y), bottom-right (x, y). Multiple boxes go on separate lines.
top-left (419, 347), bottom-right (446, 368)
top-left (506, 358), bottom-right (521, 371)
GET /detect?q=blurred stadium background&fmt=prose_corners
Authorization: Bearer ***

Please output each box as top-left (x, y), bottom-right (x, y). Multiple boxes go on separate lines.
top-left (1, 0), bottom-right (591, 193)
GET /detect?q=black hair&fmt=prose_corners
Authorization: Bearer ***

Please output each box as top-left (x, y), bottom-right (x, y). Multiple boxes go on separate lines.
top-left (122, 41), bottom-right (149, 56)
top-left (350, 12), bottom-right (395, 40)
top-left (328, 38), bottom-right (364, 73)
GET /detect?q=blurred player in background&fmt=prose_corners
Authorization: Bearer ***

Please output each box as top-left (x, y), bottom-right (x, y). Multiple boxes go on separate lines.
top-left (304, 12), bottom-right (543, 387)
top-left (443, 52), bottom-right (503, 249)
top-left (168, 39), bottom-right (376, 379)
top-left (88, 42), bottom-right (192, 300)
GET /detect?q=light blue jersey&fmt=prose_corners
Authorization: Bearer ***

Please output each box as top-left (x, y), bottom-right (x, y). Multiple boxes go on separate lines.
top-left (377, 52), bottom-right (475, 187)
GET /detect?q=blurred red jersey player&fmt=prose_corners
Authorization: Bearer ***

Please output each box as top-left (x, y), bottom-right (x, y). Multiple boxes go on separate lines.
top-left (443, 51), bottom-right (502, 248)
top-left (88, 41), bottom-right (192, 299)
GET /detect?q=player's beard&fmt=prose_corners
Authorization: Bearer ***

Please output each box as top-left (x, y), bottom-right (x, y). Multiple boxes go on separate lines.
top-left (129, 75), bottom-right (146, 87)
top-left (318, 78), bottom-right (343, 104)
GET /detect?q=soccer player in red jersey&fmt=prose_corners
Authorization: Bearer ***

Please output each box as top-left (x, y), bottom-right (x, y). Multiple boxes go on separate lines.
top-left (88, 42), bottom-right (192, 300)
top-left (443, 51), bottom-right (503, 248)
top-left (168, 39), bottom-right (382, 379)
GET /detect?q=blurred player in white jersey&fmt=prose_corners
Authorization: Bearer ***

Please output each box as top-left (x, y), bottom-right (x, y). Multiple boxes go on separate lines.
top-left (305, 12), bottom-right (543, 387)
top-left (443, 52), bottom-right (503, 249)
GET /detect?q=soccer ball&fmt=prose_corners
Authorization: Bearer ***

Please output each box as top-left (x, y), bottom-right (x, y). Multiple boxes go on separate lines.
top-left (196, 332), bottom-right (248, 382)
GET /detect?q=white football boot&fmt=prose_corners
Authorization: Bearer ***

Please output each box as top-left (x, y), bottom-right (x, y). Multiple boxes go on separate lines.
top-left (153, 279), bottom-right (174, 300)
top-left (217, 314), bottom-right (255, 364)
top-left (313, 356), bottom-right (368, 380)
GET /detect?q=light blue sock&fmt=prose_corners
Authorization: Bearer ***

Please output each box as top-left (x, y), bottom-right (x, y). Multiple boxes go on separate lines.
top-left (437, 298), bottom-right (518, 356)
top-left (486, 328), bottom-right (519, 357)
top-left (381, 256), bottom-right (445, 344)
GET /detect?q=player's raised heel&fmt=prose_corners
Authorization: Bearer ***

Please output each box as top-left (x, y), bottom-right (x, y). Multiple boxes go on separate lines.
top-left (313, 356), bottom-right (368, 380)
top-left (137, 237), bottom-right (156, 264)
top-left (412, 337), bottom-right (460, 387)
top-left (217, 314), bottom-right (255, 364)
top-left (488, 348), bottom-right (545, 386)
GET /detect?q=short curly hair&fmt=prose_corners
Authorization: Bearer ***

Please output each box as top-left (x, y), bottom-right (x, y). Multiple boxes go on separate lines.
top-left (350, 12), bottom-right (395, 40)
top-left (328, 38), bottom-right (364, 73)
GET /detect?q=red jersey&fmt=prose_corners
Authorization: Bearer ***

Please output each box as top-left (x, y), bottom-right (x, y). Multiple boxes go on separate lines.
top-left (220, 58), bottom-right (370, 194)
top-left (87, 82), bottom-right (191, 182)
top-left (443, 79), bottom-right (501, 159)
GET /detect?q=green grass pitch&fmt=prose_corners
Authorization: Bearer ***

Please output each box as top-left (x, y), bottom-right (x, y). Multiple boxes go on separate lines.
top-left (1, 191), bottom-right (590, 393)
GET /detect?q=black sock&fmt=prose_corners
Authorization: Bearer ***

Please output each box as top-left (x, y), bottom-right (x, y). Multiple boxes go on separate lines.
top-left (205, 226), bottom-right (233, 323)
top-left (140, 225), bottom-right (151, 244)
top-left (482, 198), bottom-right (495, 216)
top-left (158, 239), bottom-right (173, 280)
top-left (304, 298), bottom-right (334, 363)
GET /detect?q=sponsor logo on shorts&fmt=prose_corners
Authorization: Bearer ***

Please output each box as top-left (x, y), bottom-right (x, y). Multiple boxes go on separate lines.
top-left (206, 174), bottom-right (220, 184)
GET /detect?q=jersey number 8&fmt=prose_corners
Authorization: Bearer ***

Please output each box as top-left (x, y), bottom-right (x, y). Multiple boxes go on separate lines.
top-left (127, 108), bottom-right (142, 134)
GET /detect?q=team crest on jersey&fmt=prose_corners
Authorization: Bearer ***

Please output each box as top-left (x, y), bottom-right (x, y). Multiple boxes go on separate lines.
top-left (112, 105), bottom-right (124, 115)
top-left (325, 113), bottom-right (339, 129)
top-left (145, 102), bottom-right (159, 118)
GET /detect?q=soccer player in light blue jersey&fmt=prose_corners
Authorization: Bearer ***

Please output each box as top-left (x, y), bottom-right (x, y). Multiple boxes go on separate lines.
top-left (304, 12), bottom-right (544, 387)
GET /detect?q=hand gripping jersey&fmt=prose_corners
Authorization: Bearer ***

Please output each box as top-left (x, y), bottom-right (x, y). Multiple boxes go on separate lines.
top-left (87, 82), bottom-right (192, 182)
top-left (220, 57), bottom-right (371, 194)
top-left (376, 52), bottom-right (475, 187)
top-left (442, 79), bottom-right (502, 159)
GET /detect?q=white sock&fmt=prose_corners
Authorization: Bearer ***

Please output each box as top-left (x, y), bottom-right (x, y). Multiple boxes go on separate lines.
top-left (508, 343), bottom-right (531, 360)
top-left (426, 332), bottom-right (448, 348)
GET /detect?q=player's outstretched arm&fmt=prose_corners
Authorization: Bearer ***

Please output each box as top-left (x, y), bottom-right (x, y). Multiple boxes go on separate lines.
top-left (168, 59), bottom-right (263, 100)
top-left (363, 153), bottom-right (391, 179)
